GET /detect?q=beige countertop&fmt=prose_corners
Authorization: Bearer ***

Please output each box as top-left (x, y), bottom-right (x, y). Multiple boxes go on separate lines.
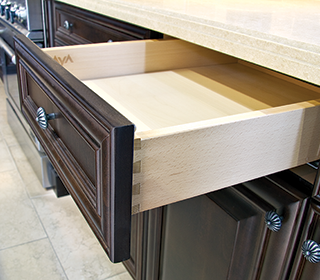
top-left (59, 0), bottom-right (320, 86)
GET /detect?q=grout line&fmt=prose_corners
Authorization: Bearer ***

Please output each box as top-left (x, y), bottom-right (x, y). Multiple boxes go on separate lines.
top-left (0, 237), bottom-right (48, 252)
top-left (27, 197), bottom-right (70, 280)
top-left (103, 271), bottom-right (133, 280)
top-left (0, 93), bottom-right (70, 280)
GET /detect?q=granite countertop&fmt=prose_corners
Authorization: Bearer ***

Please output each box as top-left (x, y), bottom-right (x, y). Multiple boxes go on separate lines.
top-left (59, 0), bottom-right (320, 86)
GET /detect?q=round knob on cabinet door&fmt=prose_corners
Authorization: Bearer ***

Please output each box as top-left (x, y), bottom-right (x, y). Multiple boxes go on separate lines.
top-left (302, 240), bottom-right (320, 263)
top-left (265, 211), bottom-right (283, 232)
top-left (36, 107), bottom-right (57, 130)
top-left (63, 20), bottom-right (73, 30)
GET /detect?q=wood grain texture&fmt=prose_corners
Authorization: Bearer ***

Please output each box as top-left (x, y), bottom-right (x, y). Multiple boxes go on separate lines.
top-left (44, 38), bottom-right (320, 213)
top-left (133, 100), bottom-right (320, 212)
top-left (83, 63), bottom-right (320, 133)
top-left (43, 39), bottom-right (237, 80)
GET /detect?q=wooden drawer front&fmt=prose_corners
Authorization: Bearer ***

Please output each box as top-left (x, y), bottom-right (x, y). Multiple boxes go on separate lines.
top-left (54, 2), bottom-right (158, 46)
top-left (289, 201), bottom-right (320, 280)
top-left (15, 35), bottom-right (134, 263)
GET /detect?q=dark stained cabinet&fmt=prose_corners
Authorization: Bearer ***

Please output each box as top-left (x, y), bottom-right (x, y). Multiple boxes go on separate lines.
top-left (289, 200), bottom-right (320, 279)
top-left (45, 1), bottom-right (161, 47)
top-left (159, 171), bottom-right (312, 280)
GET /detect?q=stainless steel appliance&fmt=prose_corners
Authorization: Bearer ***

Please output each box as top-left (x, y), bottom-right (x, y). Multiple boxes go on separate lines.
top-left (0, 0), bottom-right (67, 195)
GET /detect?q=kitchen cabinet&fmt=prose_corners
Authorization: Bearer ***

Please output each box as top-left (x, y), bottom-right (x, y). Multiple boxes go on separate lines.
top-left (158, 170), bottom-right (314, 280)
top-left (44, 1), bottom-right (161, 47)
top-left (288, 198), bottom-right (320, 279)
top-left (15, 0), bottom-right (320, 277)
top-left (14, 31), bottom-right (320, 263)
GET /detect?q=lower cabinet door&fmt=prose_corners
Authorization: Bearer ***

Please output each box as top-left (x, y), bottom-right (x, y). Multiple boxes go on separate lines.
top-left (123, 213), bottom-right (144, 279)
top-left (289, 200), bottom-right (320, 280)
top-left (159, 172), bottom-right (309, 280)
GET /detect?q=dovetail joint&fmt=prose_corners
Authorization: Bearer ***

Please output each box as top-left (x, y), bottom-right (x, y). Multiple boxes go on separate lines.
top-left (132, 204), bottom-right (140, 215)
top-left (134, 138), bottom-right (141, 150)
top-left (132, 183), bottom-right (141, 195)
top-left (133, 161), bottom-right (141, 173)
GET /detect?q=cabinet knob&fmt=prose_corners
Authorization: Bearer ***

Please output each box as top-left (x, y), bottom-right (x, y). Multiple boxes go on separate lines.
top-left (36, 107), bottom-right (57, 129)
top-left (64, 20), bottom-right (73, 30)
top-left (265, 211), bottom-right (282, 232)
top-left (302, 240), bottom-right (320, 263)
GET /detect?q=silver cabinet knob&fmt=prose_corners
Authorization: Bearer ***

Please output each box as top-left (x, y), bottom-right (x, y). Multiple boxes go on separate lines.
top-left (302, 240), bottom-right (320, 263)
top-left (265, 211), bottom-right (282, 232)
top-left (36, 107), bottom-right (56, 129)
top-left (64, 20), bottom-right (73, 30)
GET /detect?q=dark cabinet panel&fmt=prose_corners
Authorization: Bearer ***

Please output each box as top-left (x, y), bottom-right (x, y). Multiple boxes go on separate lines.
top-left (123, 213), bottom-right (144, 279)
top-left (51, 1), bottom-right (161, 46)
top-left (15, 34), bottom-right (134, 263)
top-left (241, 173), bottom-right (310, 279)
top-left (159, 173), bottom-right (310, 280)
top-left (289, 200), bottom-right (320, 279)
top-left (160, 189), bottom-right (265, 280)
top-left (124, 208), bottom-right (163, 280)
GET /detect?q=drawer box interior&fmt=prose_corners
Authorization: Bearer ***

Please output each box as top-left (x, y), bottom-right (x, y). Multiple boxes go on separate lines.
top-left (43, 39), bottom-right (320, 213)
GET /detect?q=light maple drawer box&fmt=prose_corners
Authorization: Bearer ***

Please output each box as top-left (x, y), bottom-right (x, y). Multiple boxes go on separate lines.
top-left (14, 34), bottom-right (320, 263)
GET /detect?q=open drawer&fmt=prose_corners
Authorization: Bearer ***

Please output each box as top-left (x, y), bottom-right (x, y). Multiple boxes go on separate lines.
top-left (14, 34), bottom-right (320, 262)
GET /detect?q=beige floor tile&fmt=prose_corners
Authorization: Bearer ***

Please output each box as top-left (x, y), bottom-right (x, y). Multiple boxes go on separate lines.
top-left (0, 169), bottom-right (47, 249)
top-left (0, 139), bottom-right (16, 172)
top-left (107, 272), bottom-right (133, 280)
top-left (32, 193), bottom-right (127, 280)
top-left (0, 121), bottom-right (20, 147)
top-left (0, 102), bottom-right (20, 147)
top-left (9, 144), bottom-right (52, 198)
top-left (0, 239), bottom-right (67, 280)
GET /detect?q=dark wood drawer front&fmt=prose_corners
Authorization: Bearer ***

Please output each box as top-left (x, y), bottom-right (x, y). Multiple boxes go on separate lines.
top-left (54, 2), bottom-right (159, 46)
top-left (15, 34), bottom-right (135, 263)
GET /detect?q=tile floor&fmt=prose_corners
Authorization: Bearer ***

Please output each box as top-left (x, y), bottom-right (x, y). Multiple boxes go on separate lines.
top-left (0, 81), bottom-right (132, 279)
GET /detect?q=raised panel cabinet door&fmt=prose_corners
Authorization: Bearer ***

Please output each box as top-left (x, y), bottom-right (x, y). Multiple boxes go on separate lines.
top-left (14, 34), bottom-right (135, 263)
top-left (123, 213), bottom-right (144, 280)
top-left (288, 200), bottom-right (320, 280)
top-left (241, 172), bottom-right (311, 280)
top-left (159, 173), bottom-right (310, 280)
top-left (160, 187), bottom-right (268, 280)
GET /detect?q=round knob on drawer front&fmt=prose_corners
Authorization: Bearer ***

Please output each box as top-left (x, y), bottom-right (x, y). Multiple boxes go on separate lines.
top-left (302, 240), bottom-right (320, 263)
top-left (36, 107), bottom-right (57, 130)
top-left (63, 20), bottom-right (73, 30)
top-left (265, 211), bottom-right (283, 232)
